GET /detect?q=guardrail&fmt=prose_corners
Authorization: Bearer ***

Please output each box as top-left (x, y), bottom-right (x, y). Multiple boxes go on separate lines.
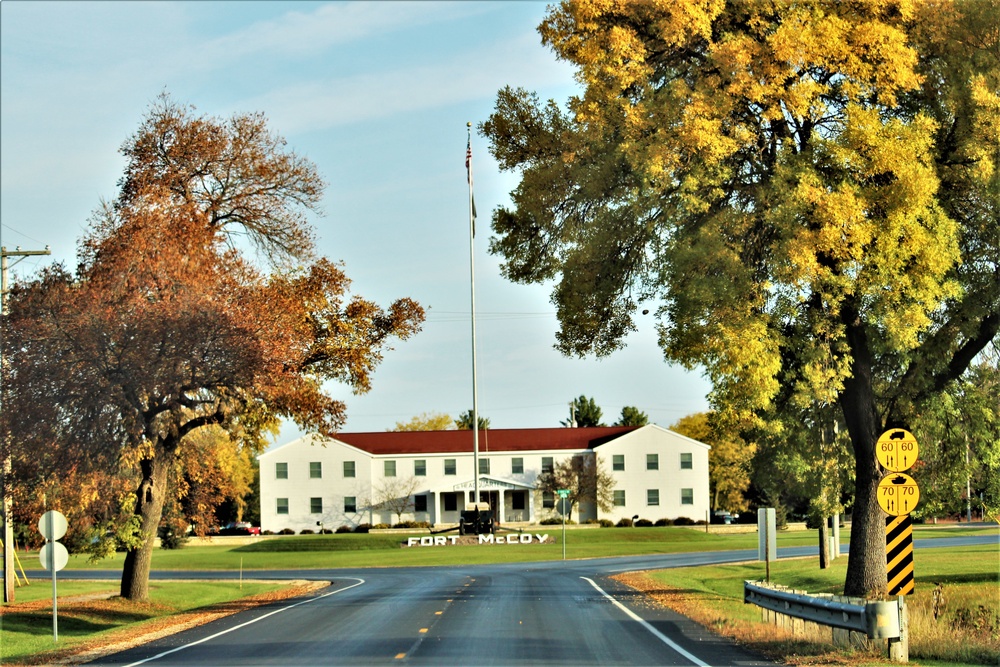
top-left (744, 580), bottom-right (909, 662)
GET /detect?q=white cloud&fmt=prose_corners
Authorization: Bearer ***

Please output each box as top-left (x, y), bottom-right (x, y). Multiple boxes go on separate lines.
top-left (203, 1), bottom-right (489, 62)
top-left (240, 31), bottom-right (575, 134)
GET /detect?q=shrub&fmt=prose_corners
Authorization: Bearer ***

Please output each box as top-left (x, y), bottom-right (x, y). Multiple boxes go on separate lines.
top-left (278, 528), bottom-right (295, 535)
top-left (319, 528), bottom-right (333, 534)
top-left (673, 516), bottom-right (695, 526)
top-left (392, 520), bottom-right (432, 529)
top-left (261, 530), bottom-right (274, 535)
top-left (655, 518), bottom-right (674, 527)
top-left (597, 518), bottom-right (615, 527)
top-left (373, 523), bottom-right (390, 530)
top-left (157, 525), bottom-right (188, 549)
top-left (299, 529), bottom-right (314, 535)
top-left (616, 518), bottom-right (633, 528)
top-left (540, 517), bottom-right (575, 525)
top-left (335, 525), bottom-right (352, 534)
top-left (354, 523), bottom-right (371, 533)
top-left (635, 518), bottom-right (654, 527)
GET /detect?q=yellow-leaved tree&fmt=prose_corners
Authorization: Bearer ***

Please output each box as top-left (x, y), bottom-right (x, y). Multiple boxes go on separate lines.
top-left (483, 0), bottom-right (998, 596)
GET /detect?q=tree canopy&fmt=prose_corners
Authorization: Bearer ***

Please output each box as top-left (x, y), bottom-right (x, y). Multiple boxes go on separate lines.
top-left (454, 410), bottom-right (491, 430)
top-left (1, 96), bottom-right (424, 600)
top-left (562, 395), bottom-right (604, 426)
top-left (483, 0), bottom-right (998, 595)
top-left (671, 412), bottom-right (755, 513)
top-left (614, 406), bottom-right (649, 427)
top-left (391, 412), bottom-right (455, 431)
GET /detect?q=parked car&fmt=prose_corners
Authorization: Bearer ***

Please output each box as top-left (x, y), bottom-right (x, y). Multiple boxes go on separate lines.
top-left (711, 511), bottom-right (738, 525)
top-left (220, 522), bottom-right (261, 536)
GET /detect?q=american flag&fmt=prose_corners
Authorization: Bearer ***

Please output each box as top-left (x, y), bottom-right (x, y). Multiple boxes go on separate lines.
top-left (466, 136), bottom-right (477, 235)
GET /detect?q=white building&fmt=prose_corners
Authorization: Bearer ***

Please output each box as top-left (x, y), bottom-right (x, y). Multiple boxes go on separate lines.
top-left (258, 425), bottom-right (710, 532)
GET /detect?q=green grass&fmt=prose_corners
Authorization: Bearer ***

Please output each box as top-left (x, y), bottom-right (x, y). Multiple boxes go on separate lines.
top-left (3, 527), bottom-right (995, 665)
top-left (16, 523), bottom-right (990, 571)
top-left (0, 581), bottom-right (288, 664)
top-left (637, 543), bottom-right (1000, 665)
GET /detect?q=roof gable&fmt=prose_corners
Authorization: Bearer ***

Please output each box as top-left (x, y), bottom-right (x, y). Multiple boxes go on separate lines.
top-left (332, 426), bottom-right (639, 456)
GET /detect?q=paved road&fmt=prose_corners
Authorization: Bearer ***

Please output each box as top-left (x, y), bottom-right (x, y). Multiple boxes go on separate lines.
top-left (35, 534), bottom-right (999, 666)
top-left (83, 562), bottom-right (773, 666)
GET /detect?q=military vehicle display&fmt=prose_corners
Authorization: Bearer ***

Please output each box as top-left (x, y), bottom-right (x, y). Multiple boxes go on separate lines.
top-left (457, 504), bottom-right (495, 535)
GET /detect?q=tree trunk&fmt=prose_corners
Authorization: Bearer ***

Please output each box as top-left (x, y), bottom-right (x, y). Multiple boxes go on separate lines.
top-left (120, 449), bottom-right (173, 601)
top-left (840, 315), bottom-right (887, 597)
top-left (818, 518), bottom-right (830, 569)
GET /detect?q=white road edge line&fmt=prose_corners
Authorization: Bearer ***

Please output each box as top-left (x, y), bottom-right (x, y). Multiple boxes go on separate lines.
top-left (580, 576), bottom-right (710, 667)
top-left (123, 578), bottom-right (366, 667)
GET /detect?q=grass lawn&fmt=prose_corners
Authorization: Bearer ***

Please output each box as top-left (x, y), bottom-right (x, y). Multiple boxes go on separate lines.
top-left (2, 525), bottom-right (995, 665)
top-left (14, 523), bottom-right (992, 571)
top-left (0, 580), bottom-right (300, 665)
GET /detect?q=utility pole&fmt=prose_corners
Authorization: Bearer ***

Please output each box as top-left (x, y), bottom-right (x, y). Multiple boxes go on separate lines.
top-left (2, 245), bottom-right (52, 602)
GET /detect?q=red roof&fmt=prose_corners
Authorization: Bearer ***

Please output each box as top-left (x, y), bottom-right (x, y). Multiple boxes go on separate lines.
top-left (333, 427), bottom-right (639, 456)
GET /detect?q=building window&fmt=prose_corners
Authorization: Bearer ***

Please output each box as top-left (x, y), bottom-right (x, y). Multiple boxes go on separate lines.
top-left (343, 460), bottom-right (356, 478)
top-left (646, 454), bottom-right (659, 471)
top-left (542, 456), bottom-right (554, 474)
top-left (344, 496), bottom-right (357, 513)
top-left (613, 490), bottom-right (626, 507)
top-left (444, 494), bottom-right (457, 511)
top-left (512, 491), bottom-right (526, 511)
top-left (647, 489), bottom-right (660, 506)
top-left (276, 498), bottom-right (289, 515)
top-left (414, 459), bottom-right (426, 476)
top-left (542, 491), bottom-right (555, 509)
top-left (414, 495), bottom-right (428, 512)
top-left (680, 453), bottom-right (693, 470)
top-left (384, 460), bottom-right (396, 477)
top-left (479, 458), bottom-right (490, 475)
top-left (275, 462), bottom-right (288, 479)
top-left (309, 462), bottom-right (322, 479)
top-left (681, 488), bottom-right (694, 505)
top-left (511, 457), bottom-right (523, 475)
top-left (444, 459), bottom-right (456, 475)
top-left (612, 454), bottom-right (625, 472)
top-left (310, 497), bottom-right (323, 514)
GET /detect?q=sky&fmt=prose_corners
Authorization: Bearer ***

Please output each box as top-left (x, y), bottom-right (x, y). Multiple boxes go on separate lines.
top-left (0, 1), bottom-right (711, 442)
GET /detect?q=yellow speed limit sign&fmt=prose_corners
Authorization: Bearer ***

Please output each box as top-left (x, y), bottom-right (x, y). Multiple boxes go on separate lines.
top-left (878, 473), bottom-right (920, 516)
top-left (876, 429), bottom-right (919, 472)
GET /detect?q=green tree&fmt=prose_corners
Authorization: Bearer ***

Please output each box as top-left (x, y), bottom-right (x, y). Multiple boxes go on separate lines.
top-left (614, 406), bottom-right (649, 427)
top-left (454, 410), bottom-right (491, 430)
top-left (535, 455), bottom-right (615, 521)
top-left (391, 412), bottom-right (454, 431)
top-left (671, 412), bottom-right (756, 514)
top-left (911, 355), bottom-right (1000, 522)
top-left (483, 1), bottom-right (999, 596)
top-left (562, 395), bottom-right (604, 427)
top-left (1, 96), bottom-right (424, 600)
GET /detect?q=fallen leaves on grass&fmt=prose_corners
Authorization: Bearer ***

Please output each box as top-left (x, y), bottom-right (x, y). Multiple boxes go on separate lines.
top-left (3, 580), bottom-right (329, 666)
top-left (612, 572), bottom-right (884, 666)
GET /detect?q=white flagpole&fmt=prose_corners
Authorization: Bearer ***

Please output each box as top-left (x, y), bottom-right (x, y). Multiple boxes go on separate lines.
top-left (467, 122), bottom-right (480, 509)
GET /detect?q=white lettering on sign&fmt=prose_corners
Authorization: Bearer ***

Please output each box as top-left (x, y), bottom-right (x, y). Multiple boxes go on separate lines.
top-left (405, 534), bottom-right (551, 547)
